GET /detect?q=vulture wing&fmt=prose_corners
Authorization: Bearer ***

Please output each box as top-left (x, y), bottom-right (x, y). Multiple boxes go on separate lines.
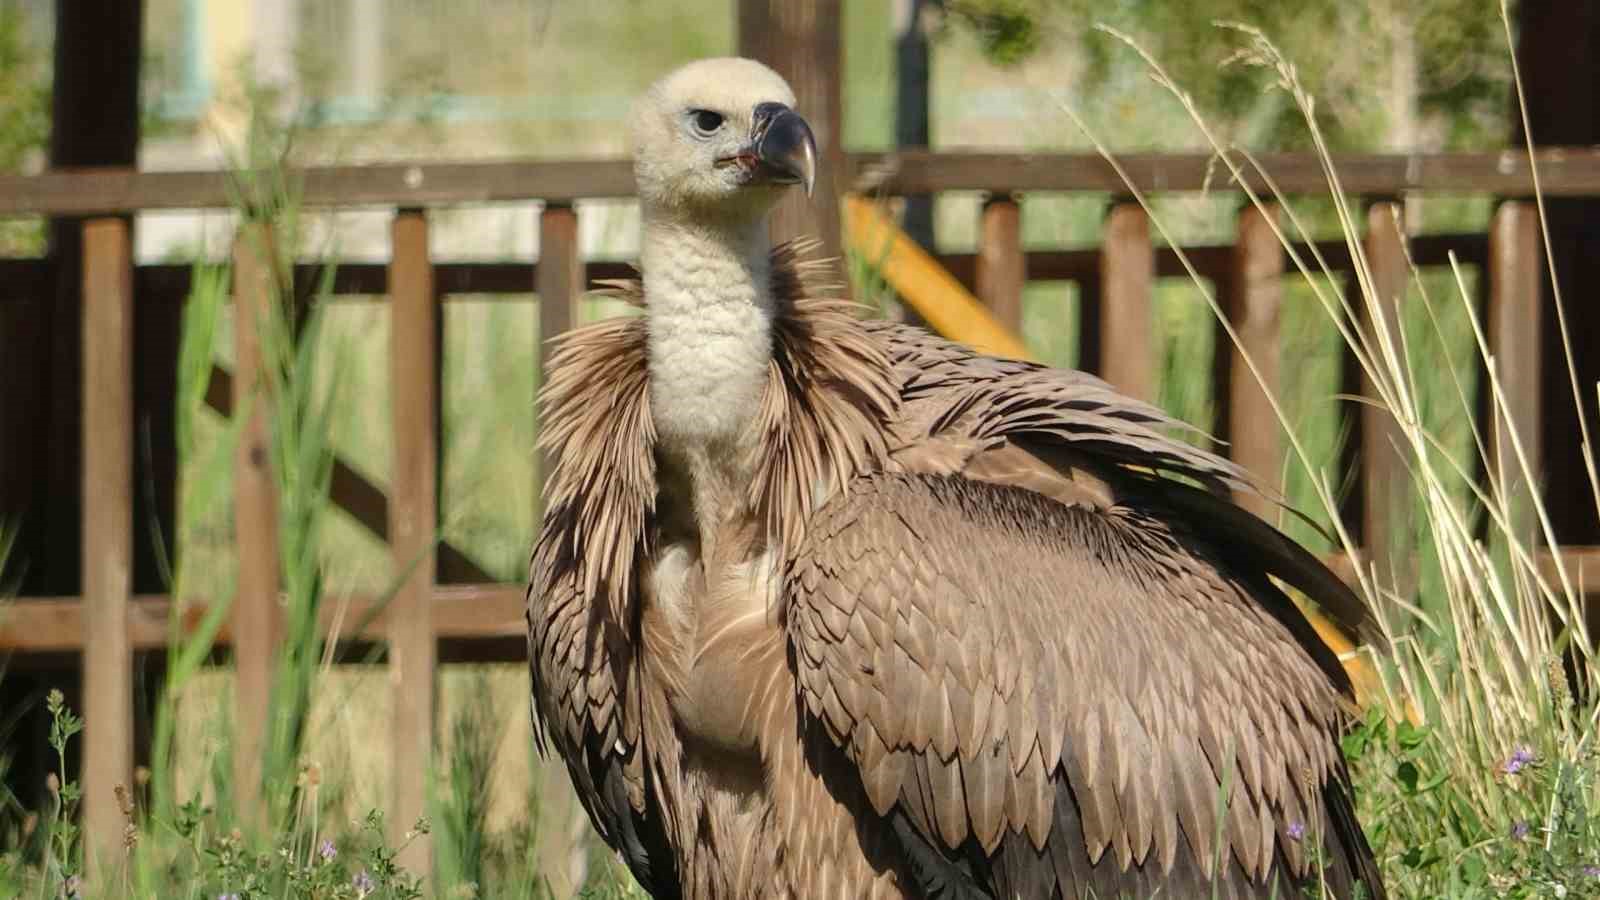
top-left (784, 328), bottom-right (1385, 899)
top-left (527, 306), bottom-right (683, 898)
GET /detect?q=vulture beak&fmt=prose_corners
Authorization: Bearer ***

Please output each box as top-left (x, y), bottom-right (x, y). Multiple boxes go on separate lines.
top-left (750, 101), bottom-right (817, 197)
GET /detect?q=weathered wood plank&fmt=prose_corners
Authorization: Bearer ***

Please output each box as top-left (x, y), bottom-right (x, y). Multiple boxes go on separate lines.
top-left (739, 0), bottom-right (845, 259)
top-left (537, 204), bottom-right (582, 499)
top-left (0, 233), bottom-right (1487, 309)
top-left (231, 223), bottom-right (283, 821)
top-left (0, 584), bottom-right (528, 653)
top-left (1486, 200), bottom-right (1544, 544)
top-left (1221, 204), bottom-right (1285, 519)
top-left (5, 150), bottom-right (1600, 216)
top-left (6, 541), bottom-right (1598, 655)
top-left (1097, 202), bottom-right (1154, 400)
top-left (0, 159), bottom-right (635, 214)
top-left (80, 217), bottom-right (134, 866)
top-left (388, 210), bottom-right (438, 873)
top-left (976, 194), bottom-right (1025, 333)
top-left (201, 364), bottom-right (492, 584)
top-left (121, 260), bottom-right (638, 300)
top-left (1359, 201), bottom-right (1414, 595)
top-left (850, 149), bottom-right (1600, 197)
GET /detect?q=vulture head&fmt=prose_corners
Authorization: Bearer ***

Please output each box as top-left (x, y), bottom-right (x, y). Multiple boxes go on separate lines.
top-left (631, 57), bottom-right (817, 223)
top-left (630, 58), bottom-right (820, 449)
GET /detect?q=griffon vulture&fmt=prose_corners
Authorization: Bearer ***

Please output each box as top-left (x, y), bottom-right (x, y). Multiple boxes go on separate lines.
top-left (527, 57), bottom-right (1386, 899)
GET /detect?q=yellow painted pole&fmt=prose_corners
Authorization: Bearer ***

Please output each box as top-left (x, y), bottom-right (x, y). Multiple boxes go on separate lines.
top-left (843, 194), bottom-right (1031, 360)
top-left (842, 191), bottom-right (1388, 707)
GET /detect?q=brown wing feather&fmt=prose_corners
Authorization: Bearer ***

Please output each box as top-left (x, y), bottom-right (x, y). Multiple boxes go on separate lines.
top-left (871, 321), bottom-right (1377, 650)
top-left (526, 297), bottom-right (685, 895)
top-left (786, 470), bottom-right (1383, 897)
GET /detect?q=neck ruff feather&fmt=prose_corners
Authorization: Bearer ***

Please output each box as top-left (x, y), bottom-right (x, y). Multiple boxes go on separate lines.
top-left (531, 240), bottom-right (899, 629)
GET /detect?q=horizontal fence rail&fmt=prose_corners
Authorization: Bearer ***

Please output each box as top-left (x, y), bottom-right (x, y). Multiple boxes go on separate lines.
top-left (4, 149), bottom-right (1600, 215)
top-left (2, 150), bottom-right (1598, 861)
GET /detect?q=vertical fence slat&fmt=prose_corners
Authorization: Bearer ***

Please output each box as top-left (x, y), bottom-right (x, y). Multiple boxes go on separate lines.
top-left (1486, 200), bottom-right (1544, 541)
top-left (389, 209), bottom-right (437, 875)
top-left (738, 0), bottom-right (845, 260)
top-left (1360, 201), bottom-right (1412, 591)
top-left (537, 203), bottom-right (582, 497)
top-left (976, 193), bottom-right (1025, 335)
top-left (531, 198), bottom-right (594, 894)
top-left (1222, 204), bottom-right (1285, 520)
top-left (81, 217), bottom-right (133, 867)
top-left (1098, 201), bottom-right (1154, 401)
top-left (232, 222), bottom-right (283, 821)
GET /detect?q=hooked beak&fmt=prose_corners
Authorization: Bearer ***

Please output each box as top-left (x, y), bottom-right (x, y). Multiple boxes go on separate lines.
top-left (750, 102), bottom-right (817, 198)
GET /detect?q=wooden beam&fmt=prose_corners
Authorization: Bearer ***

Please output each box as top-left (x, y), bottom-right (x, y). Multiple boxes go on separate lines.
top-left (1220, 204), bottom-right (1285, 519)
top-left (976, 194), bottom-right (1025, 334)
top-left (0, 159), bottom-right (637, 214)
top-left (1098, 202), bottom-right (1154, 401)
top-left (537, 203), bottom-right (583, 498)
top-left (79, 217), bottom-right (134, 869)
top-left (938, 232), bottom-right (1485, 294)
top-left (0, 233), bottom-right (1486, 310)
top-left (0, 584), bottom-right (529, 654)
top-left (124, 260), bottom-right (637, 300)
top-left (7, 151), bottom-right (1599, 217)
top-left (1486, 201), bottom-right (1545, 544)
top-left (200, 364), bottom-right (493, 584)
top-left (738, 0), bottom-right (845, 259)
top-left (1359, 202), bottom-right (1414, 597)
top-left (231, 223), bottom-right (283, 822)
top-left (846, 149), bottom-right (1600, 197)
top-left (388, 210), bottom-right (438, 874)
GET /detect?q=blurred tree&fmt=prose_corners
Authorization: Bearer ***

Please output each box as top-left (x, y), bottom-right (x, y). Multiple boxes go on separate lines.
top-left (0, 9), bottom-right (47, 173)
top-left (0, 6), bottom-right (48, 255)
top-left (931, 0), bottom-right (1509, 151)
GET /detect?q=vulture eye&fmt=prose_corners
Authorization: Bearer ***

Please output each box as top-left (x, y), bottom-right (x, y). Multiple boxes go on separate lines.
top-left (689, 109), bottom-right (725, 136)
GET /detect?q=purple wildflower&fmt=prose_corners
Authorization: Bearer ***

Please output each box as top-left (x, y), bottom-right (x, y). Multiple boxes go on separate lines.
top-left (1510, 820), bottom-right (1531, 840)
top-left (353, 870), bottom-right (376, 897)
top-left (63, 875), bottom-right (82, 899)
top-left (1503, 746), bottom-right (1535, 775)
top-left (1584, 865), bottom-right (1600, 879)
top-left (217, 894), bottom-right (240, 900)
top-left (1287, 821), bottom-right (1305, 841)
top-left (318, 838), bottom-right (336, 863)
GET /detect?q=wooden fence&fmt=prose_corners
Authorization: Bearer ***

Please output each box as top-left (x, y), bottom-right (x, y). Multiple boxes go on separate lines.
top-left (2, 148), bottom-right (1600, 865)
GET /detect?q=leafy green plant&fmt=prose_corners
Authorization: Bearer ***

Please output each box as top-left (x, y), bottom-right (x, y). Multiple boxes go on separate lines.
top-left (41, 689), bottom-right (84, 897)
top-left (433, 669), bottom-right (502, 894)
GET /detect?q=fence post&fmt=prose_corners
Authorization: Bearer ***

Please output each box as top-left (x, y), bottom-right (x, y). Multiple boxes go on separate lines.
top-left (537, 203), bottom-right (582, 495)
top-left (81, 217), bottom-right (134, 869)
top-left (232, 222), bottom-right (283, 822)
top-left (1486, 200), bottom-right (1543, 542)
top-left (1359, 200), bottom-right (1412, 594)
top-left (976, 193), bottom-right (1024, 336)
top-left (1221, 203), bottom-right (1285, 520)
top-left (1098, 201), bottom-right (1154, 401)
top-left (532, 200), bottom-right (594, 891)
top-left (389, 208), bottom-right (437, 876)
top-left (737, 0), bottom-right (845, 260)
